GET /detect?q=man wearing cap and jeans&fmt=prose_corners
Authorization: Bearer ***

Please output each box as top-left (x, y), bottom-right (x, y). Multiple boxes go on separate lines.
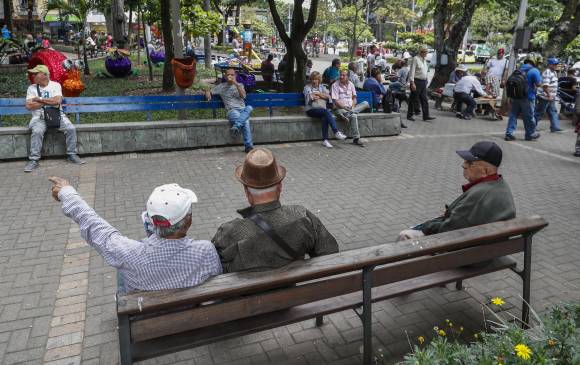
top-left (212, 148), bottom-right (339, 273)
top-left (398, 141), bottom-right (516, 241)
top-left (407, 45), bottom-right (435, 122)
top-left (453, 66), bottom-right (490, 120)
top-left (534, 58), bottom-right (563, 133)
top-left (48, 177), bottom-right (222, 293)
top-left (24, 65), bottom-right (83, 172)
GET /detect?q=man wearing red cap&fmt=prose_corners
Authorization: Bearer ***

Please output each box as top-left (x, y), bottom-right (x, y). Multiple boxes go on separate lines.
top-left (48, 177), bottom-right (222, 293)
top-left (212, 148), bottom-right (339, 272)
top-left (399, 141), bottom-right (516, 241)
top-left (483, 48), bottom-right (508, 98)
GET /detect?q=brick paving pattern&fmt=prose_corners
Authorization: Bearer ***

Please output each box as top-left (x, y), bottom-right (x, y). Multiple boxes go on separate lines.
top-left (1, 108), bottom-right (579, 364)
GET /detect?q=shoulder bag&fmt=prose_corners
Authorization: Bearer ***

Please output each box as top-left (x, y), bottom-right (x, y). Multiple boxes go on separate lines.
top-left (37, 85), bottom-right (61, 129)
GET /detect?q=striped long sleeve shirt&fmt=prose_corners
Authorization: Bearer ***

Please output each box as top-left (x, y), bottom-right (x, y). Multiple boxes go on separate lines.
top-left (59, 186), bottom-right (222, 292)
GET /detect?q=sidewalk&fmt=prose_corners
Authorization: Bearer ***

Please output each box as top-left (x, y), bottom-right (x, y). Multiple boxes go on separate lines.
top-left (0, 106), bottom-right (579, 364)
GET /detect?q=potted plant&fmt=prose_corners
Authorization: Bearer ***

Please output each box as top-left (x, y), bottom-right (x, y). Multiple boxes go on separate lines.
top-left (171, 57), bottom-right (196, 89)
top-left (105, 47), bottom-right (132, 78)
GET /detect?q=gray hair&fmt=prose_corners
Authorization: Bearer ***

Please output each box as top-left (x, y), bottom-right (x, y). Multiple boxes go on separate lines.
top-left (247, 185), bottom-right (278, 196)
top-left (152, 208), bottom-right (192, 238)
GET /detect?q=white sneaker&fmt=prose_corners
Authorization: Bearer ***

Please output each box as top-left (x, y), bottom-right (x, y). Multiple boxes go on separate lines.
top-left (322, 140), bottom-right (333, 148)
top-left (335, 131), bottom-right (347, 140)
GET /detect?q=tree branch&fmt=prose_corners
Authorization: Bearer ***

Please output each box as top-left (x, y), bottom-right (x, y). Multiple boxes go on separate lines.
top-left (304, 0), bottom-right (319, 35)
top-left (267, 0), bottom-right (290, 44)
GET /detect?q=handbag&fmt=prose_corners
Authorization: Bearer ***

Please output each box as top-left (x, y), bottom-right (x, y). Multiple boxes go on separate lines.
top-left (37, 85), bottom-right (61, 129)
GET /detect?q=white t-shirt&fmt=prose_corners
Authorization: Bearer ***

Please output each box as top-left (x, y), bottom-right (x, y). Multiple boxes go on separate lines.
top-left (486, 57), bottom-right (507, 78)
top-left (403, 51), bottom-right (411, 59)
top-left (26, 80), bottom-right (63, 119)
top-left (454, 75), bottom-right (487, 96)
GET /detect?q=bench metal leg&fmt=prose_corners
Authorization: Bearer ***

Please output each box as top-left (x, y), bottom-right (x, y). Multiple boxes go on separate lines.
top-left (362, 266), bottom-right (374, 365)
top-left (315, 315), bottom-right (324, 327)
top-left (118, 314), bottom-right (133, 365)
top-left (521, 236), bottom-right (532, 328)
top-left (455, 280), bottom-right (463, 290)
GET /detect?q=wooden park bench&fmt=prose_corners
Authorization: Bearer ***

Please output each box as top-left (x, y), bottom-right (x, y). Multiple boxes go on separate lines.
top-left (116, 216), bottom-right (547, 365)
top-left (0, 92), bottom-right (374, 126)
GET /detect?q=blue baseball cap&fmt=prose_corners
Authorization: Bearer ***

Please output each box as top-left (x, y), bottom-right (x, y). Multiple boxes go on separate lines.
top-left (547, 58), bottom-right (560, 65)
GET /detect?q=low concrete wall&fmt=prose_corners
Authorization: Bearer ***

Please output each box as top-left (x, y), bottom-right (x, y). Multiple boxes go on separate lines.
top-left (0, 113), bottom-right (401, 160)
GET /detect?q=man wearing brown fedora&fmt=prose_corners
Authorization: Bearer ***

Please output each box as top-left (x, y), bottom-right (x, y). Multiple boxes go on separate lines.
top-left (212, 148), bottom-right (339, 273)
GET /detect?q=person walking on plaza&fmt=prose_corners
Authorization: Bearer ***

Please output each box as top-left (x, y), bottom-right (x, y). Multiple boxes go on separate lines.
top-left (453, 66), bottom-right (490, 120)
top-left (407, 45), bottom-right (435, 122)
top-left (534, 58), bottom-right (563, 133)
top-left (24, 65), bottom-right (83, 172)
top-left (331, 70), bottom-right (370, 147)
top-left (212, 148), bottom-right (339, 273)
top-left (48, 177), bottom-right (222, 293)
top-left (398, 141), bottom-right (515, 241)
top-left (505, 59), bottom-right (541, 141)
top-left (483, 48), bottom-right (508, 98)
top-left (366, 45), bottom-right (377, 77)
top-left (205, 68), bottom-right (254, 153)
top-left (304, 71), bottom-right (347, 148)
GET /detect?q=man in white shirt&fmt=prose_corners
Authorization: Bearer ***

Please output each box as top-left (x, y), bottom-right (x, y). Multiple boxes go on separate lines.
top-left (407, 45), bottom-right (435, 122)
top-left (24, 65), bottom-right (83, 172)
top-left (534, 58), bottom-right (563, 132)
top-left (483, 48), bottom-right (508, 97)
top-left (453, 66), bottom-right (489, 120)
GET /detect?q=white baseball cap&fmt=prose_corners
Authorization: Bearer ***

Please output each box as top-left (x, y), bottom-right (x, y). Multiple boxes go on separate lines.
top-left (146, 184), bottom-right (198, 227)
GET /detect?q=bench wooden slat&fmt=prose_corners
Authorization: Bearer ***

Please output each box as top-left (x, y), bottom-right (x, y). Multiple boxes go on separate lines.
top-left (130, 257), bottom-right (516, 362)
top-left (118, 216), bottom-right (547, 315)
top-left (129, 236), bottom-right (524, 341)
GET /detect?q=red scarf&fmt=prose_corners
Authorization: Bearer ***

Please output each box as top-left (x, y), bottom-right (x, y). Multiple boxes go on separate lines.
top-left (462, 174), bottom-right (500, 192)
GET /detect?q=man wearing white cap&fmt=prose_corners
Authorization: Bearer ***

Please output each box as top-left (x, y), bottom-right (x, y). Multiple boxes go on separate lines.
top-left (48, 177), bottom-right (222, 293)
top-left (453, 66), bottom-right (489, 120)
top-left (24, 65), bottom-right (83, 172)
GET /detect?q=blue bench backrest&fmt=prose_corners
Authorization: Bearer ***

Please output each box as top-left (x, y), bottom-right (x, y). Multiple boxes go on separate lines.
top-left (0, 92), bottom-right (374, 125)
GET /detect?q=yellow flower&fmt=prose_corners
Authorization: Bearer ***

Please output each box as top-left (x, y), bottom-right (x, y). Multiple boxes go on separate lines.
top-left (548, 339), bottom-right (557, 346)
top-left (491, 297), bottom-right (505, 306)
top-left (459, 326), bottom-right (464, 332)
top-left (438, 329), bottom-right (446, 336)
top-left (448, 322), bottom-right (453, 327)
top-left (474, 333), bottom-right (479, 339)
top-left (445, 319), bottom-right (450, 323)
top-left (417, 336), bottom-right (425, 345)
top-left (515, 344), bottom-right (532, 360)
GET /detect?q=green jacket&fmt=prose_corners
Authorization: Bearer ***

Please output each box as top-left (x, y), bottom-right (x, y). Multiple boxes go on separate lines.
top-left (421, 177), bottom-right (516, 235)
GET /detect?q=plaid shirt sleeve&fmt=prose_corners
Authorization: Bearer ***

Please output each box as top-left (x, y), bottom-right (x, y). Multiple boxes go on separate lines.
top-left (59, 186), bottom-right (142, 268)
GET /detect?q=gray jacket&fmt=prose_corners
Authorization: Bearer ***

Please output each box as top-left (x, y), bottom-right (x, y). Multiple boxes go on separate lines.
top-left (421, 177), bottom-right (516, 235)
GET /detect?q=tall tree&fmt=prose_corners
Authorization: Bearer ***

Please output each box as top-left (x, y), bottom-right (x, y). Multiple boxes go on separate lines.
top-left (267, 0), bottom-right (319, 91)
top-left (3, 0), bottom-right (13, 31)
top-left (540, 0), bottom-right (579, 57)
top-left (111, 0), bottom-right (127, 48)
top-left (159, 0), bottom-right (175, 91)
top-left (429, 0), bottom-right (480, 89)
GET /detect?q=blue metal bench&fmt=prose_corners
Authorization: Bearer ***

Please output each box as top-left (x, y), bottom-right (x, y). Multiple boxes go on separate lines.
top-left (0, 92), bottom-right (374, 126)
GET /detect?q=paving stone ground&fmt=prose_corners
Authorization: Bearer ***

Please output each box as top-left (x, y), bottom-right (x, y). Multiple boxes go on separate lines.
top-left (1, 105), bottom-right (579, 364)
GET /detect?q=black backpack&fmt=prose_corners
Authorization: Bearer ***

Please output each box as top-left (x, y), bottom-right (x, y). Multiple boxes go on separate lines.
top-left (384, 88), bottom-right (397, 113)
top-left (506, 69), bottom-right (528, 99)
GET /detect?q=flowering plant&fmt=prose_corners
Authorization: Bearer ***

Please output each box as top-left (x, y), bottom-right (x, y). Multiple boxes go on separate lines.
top-left (106, 47), bottom-right (130, 60)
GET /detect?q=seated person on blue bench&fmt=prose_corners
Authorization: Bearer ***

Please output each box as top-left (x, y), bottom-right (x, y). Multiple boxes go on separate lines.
top-left (48, 177), bottom-right (222, 293)
top-left (363, 67), bottom-right (400, 117)
top-left (322, 58), bottom-right (341, 85)
top-left (331, 70), bottom-right (370, 147)
top-left (24, 65), bottom-right (84, 173)
top-left (304, 71), bottom-right (347, 148)
top-left (212, 148), bottom-right (339, 272)
top-left (453, 66), bottom-right (490, 120)
top-left (205, 68), bottom-right (255, 153)
top-left (398, 141), bottom-right (515, 241)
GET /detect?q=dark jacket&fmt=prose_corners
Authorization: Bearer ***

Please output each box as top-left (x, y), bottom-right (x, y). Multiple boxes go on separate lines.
top-left (212, 201), bottom-right (339, 273)
top-left (421, 177), bottom-right (516, 235)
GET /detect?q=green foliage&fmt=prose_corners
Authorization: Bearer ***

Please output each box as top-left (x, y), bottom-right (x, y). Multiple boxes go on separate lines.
top-left (181, 1), bottom-right (222, 38)
top-left (398, 302), bottom-right (580, 365)
top-left (470, 2), bottom-right (514, 46)
top-left (327, 5), bottom-right (372, 44)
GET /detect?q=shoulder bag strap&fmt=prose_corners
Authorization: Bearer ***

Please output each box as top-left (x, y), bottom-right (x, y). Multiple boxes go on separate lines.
top-left (248, 213), bottom-right (301, 259)
top-left (36, 84), bottom-right (42, 98)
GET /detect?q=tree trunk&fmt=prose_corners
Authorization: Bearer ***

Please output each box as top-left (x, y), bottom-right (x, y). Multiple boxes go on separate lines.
top-left (139, 3), bottom-right (153, 82)
top-left (105, 10), bottom-right (113, 34)
top-left (28, 0), bottom-right (34, 32)
top-left (128, 6), bottom-right (133, 51)
top-left (112, 0), bottom-right (127, 48)
top-left (541, 0), bottom-right (579, 58)
top-left (203, 0), bottom-right (212, 69)
top-left (160, 0), bottom-right (175, 91)
top-left (349, 6), bottom-right (358, 61)
top-left (235, 0), bottom-right (241, 25)
top-left (3, 0), bottom-right (13, 31)
top-left (429, 0), bottom-right (479, 89)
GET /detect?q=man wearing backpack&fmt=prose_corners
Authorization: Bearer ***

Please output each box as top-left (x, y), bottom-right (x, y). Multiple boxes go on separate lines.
top-left (505, 59), bottom-right (541, 141)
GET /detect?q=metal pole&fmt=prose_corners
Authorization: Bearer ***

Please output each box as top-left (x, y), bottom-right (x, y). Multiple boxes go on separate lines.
top-left (501, 0), bottom-right (528, 112)
top-left (362, 267), bottom-right (374, 365)
top-left (521, 235), bottom-right (532, 328)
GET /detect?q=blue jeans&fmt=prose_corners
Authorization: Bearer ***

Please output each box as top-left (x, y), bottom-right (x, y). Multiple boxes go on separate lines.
top-left (306, 108), bottom-right (338, 140)
top-left (506, 98), bottom-right (537, 138)
top-left (454, 92), bottom-right (476, 116)
top-left (534, 98), bottom-right (560, 131)
top-left (227, 106), bottom-right (254, 149)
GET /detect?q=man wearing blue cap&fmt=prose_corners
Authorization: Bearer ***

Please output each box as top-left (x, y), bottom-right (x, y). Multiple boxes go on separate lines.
top-left (534, 58), bottom-right (563, 133)
top-left (399, 141), bottom-right (516, 240)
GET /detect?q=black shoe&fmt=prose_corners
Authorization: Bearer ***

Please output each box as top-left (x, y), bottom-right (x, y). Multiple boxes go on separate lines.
top-left (462, 115), bottom-right (472, 120)
top-left (24, 160), bottom-right (39, 172)
top-left (401, 122), bottom-right (408, 128)
top-left (504, 134), bottom-right (516, 141)
top-left (230, 126), bottom-right (240, 138)
top-left (525, 133), bottom-right (541, 141)
top-left (244, 146), bottom-right (254, 153)
top-left (574, 151), bottom-right (580, 157)
top-left (550, 128), bottom-right (563, 133)
top-left (423, 117), bottom-right (436, 121)
top-left (406, 116), bottom-right (415, 121)
top-left (455, 112), bottom-right (464, 119)
top-left (353, 138), bottom-right (365, 147)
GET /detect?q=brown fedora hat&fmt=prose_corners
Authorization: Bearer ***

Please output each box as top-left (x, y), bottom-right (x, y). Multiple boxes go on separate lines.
top-left (235, 148), bottom-right (286, 188)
